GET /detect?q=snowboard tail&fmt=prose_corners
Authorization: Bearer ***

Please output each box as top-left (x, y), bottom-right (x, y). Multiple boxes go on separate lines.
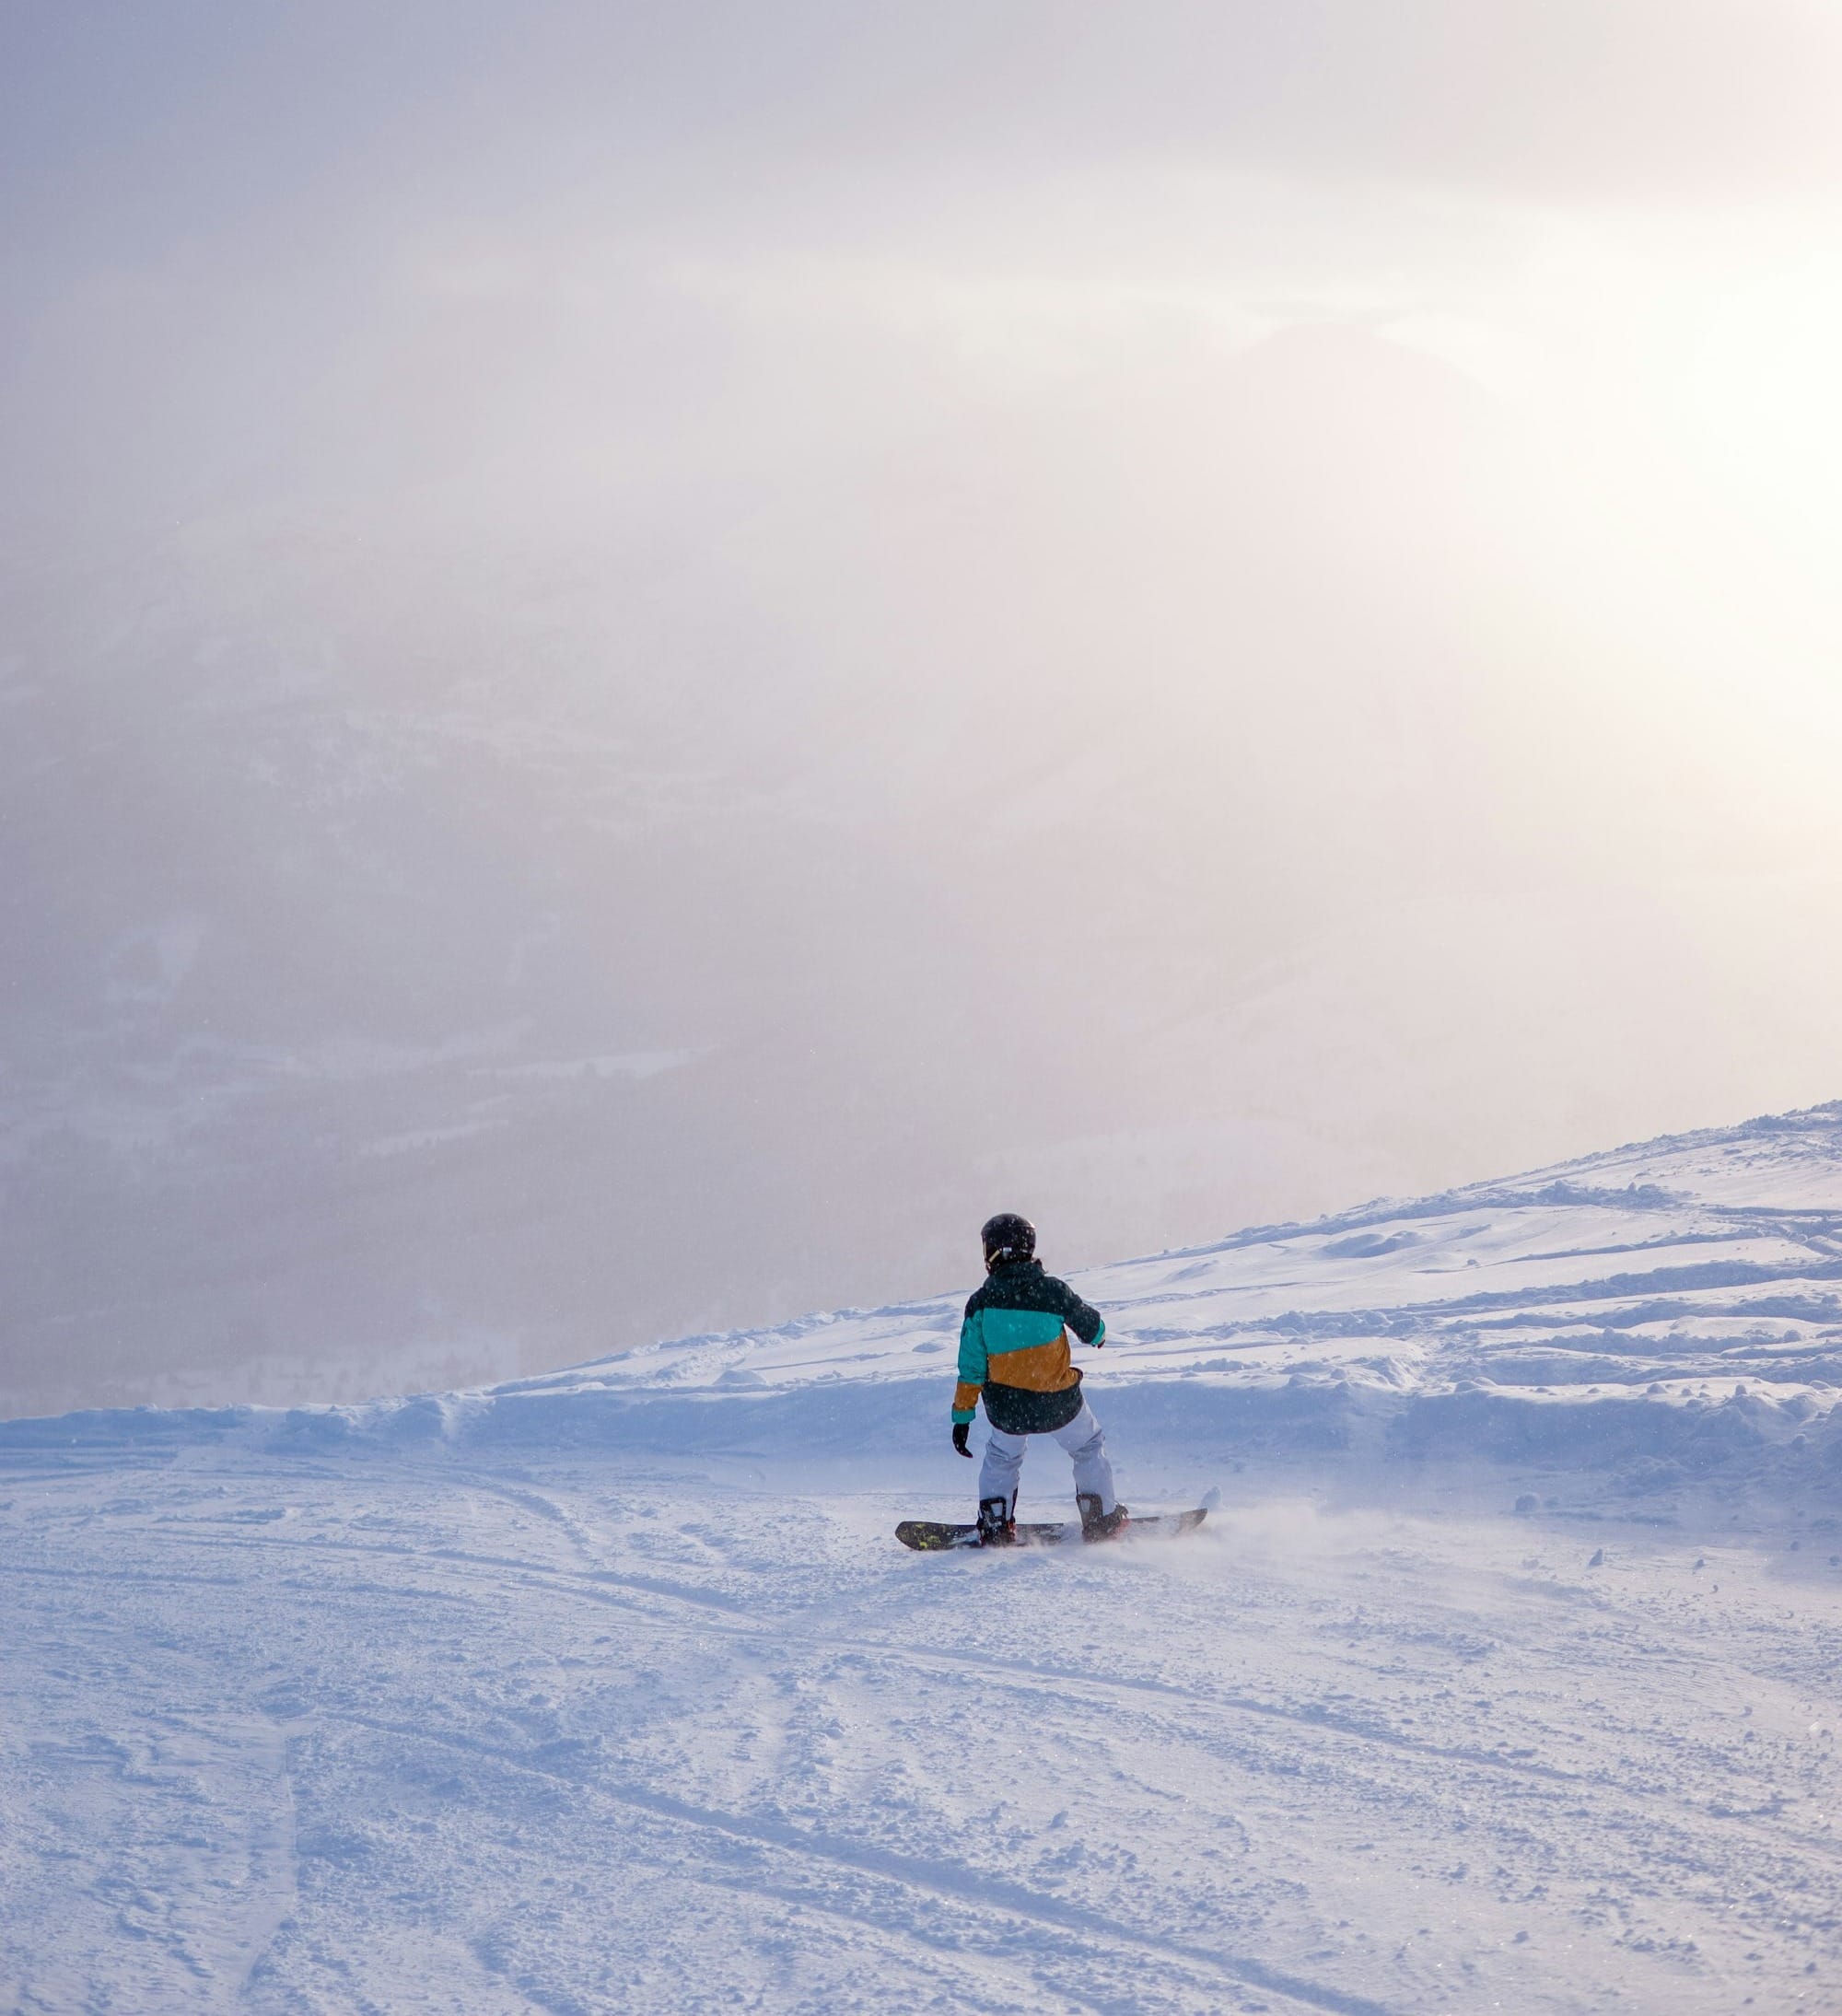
top-left (896, 1508), bottom-right (1207, 1552)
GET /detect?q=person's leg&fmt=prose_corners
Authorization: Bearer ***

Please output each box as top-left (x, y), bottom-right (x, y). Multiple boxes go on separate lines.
top-left (977, 1423), bottom-right (1027, 1523)
top-left (1049, 1401), bottom-right (1117, 1516)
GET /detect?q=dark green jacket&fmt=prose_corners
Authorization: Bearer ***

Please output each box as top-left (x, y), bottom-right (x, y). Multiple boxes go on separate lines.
top-left (951, 1259), bottom-right (1106, 1435)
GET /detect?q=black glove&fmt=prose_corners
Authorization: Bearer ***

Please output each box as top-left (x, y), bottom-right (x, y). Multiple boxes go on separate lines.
top-left (951, 1421), bottom-right (973, 1458)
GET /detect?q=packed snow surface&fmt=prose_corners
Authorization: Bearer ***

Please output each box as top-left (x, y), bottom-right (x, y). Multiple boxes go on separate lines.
top-left (5, 1106), bottom-right (1842, 2012)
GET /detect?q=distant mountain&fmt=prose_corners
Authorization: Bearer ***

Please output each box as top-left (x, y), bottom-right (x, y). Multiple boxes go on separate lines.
top-left (10, 317), bottom-right (1842, 1418)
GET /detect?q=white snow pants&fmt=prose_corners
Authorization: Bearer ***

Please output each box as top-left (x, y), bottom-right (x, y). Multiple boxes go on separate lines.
top-left (978, 1399), bottom-right (1117, 1518)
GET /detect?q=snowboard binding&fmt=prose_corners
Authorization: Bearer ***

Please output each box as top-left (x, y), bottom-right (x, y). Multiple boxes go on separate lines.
top-left (1077, 1492), bottom-right (1130, 1543)
top-left (976, 1497), bottom-right (1017, 1547)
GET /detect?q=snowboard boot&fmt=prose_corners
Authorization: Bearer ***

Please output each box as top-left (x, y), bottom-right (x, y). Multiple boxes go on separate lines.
top-left (976, 1497), bottom-right (1017, 1547)
top-left (1077, 1492), bottom-right (1129, 1543)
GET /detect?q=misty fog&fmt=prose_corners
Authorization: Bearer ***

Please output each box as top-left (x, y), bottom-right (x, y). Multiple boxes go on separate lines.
top-left (6, 2), bottom-right (1842, 1416)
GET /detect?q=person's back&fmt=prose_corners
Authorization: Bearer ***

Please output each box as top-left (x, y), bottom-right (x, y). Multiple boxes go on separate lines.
top-left (955, 1253), bottom-right (1099, 1434)
top-left (949, 1213), bottom-right (1127, 1544)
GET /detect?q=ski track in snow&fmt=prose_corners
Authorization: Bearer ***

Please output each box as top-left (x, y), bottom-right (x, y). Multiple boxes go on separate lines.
top-left (6, 1106), bottom-right (1842, 2012)
top-left (4, 1455), bottom-right (1840, 2015)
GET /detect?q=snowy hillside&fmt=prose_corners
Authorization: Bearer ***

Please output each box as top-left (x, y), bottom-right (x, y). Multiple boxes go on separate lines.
top-left (23, 1100), bottom-right (1841, 1506)
top-left (463, 1099), bottom-right (1842, 1498)
top-left (4, 1108), bottom-right (1841, 2012)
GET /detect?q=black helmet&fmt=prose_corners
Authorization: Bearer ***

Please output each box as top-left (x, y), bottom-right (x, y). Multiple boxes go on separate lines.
top-left (981, 1212), bottom-right (1036, 1269)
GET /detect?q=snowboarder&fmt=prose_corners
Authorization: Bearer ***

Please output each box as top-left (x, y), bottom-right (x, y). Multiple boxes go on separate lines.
top-left (950, 1213), bottom-right (1127, 1544)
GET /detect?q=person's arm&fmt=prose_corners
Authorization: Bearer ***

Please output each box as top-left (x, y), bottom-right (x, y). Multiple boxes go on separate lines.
top-left (950, 1308), bottom-right (985, 1454)
top-left (952, 1309), bottom-right (985, 1422)
top-left (1060, 1282), bottom-right (1107, 1348)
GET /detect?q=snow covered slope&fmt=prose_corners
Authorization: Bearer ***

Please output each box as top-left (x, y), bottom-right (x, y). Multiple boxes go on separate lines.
top-left (4, 1108), bottom-right (1841, 2012)
top-left (21, 1101), bottom-right (1838, 1507)
top-left (462, 1098), bottom-right (1842, 1499)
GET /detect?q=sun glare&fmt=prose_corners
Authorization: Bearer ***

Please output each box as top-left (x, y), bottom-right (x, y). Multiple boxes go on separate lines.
top-left (1678, 251), bottom-right (1842, 565)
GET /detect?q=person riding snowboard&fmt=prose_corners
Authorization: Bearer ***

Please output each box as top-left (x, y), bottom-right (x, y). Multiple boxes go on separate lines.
top-left (950, 1213), bottom-right (1127, 1544)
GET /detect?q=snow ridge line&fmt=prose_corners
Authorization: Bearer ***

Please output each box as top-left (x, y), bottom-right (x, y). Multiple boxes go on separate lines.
top-left (1117, 1254), bottom-right (1842, 1331)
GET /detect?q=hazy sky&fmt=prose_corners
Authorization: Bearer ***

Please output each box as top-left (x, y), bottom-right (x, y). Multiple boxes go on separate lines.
top-left (7, 2), bottom-right (1842, 533)
top-left (6, 3), bottom-right (1842, 1413)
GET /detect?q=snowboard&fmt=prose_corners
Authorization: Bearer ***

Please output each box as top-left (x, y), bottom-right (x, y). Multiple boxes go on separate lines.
top-left (895, 1507), bottom-right (1208, 1552)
